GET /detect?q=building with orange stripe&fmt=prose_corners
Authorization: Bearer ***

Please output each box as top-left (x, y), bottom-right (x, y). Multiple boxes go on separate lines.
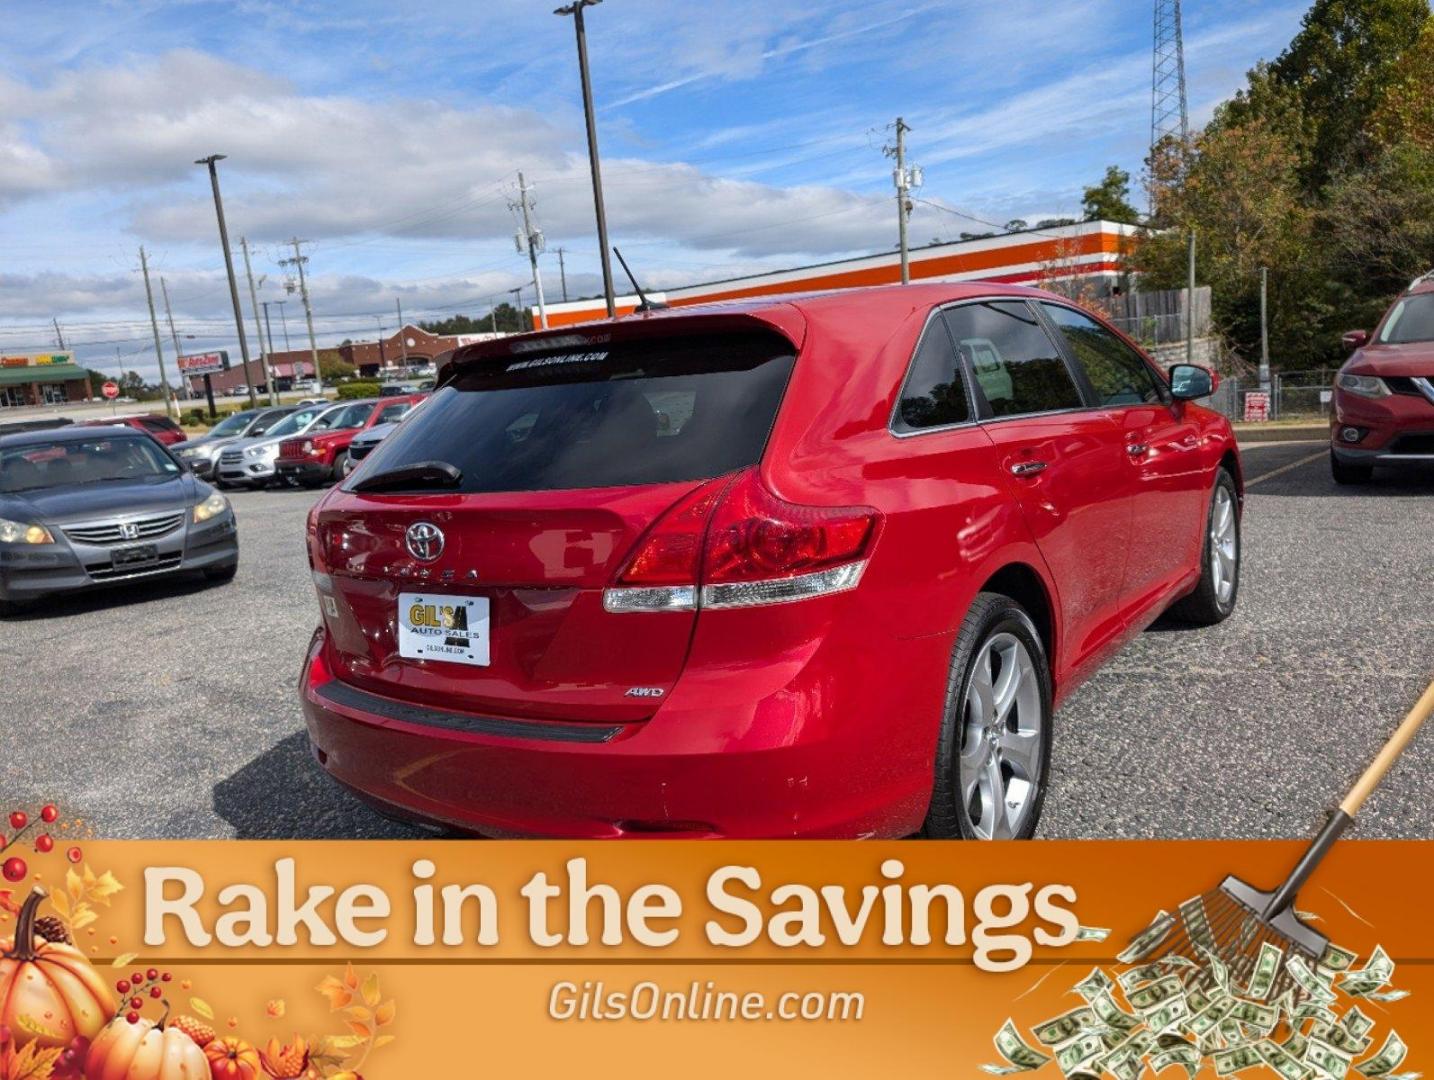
top-left (532, 220), bottom-right (1137, 329)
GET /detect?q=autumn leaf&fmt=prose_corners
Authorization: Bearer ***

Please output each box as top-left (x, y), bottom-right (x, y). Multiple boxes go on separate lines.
top-left (316, 975), bottom-right (353, 1011)
top-left (190, 997), bottom-right (215, 1021)
top-left (373, 1034), bottom-right (396, 1049)
top-left (343, 963), bottom-right (359, 990)
top-left (87, 869), bottom-right (123, 905)
top-left (344, 1020), bottom-right (372, 1040)
top-left (373, 1000), bottom-right (395, 1027)
top-left (265, 999), bottom-right (286, 1019)
top-left (111, 952), bottom-right (138, 968)
top-left (71, 908), bottom-right (98, 931)
top-left (360, 972), bottom-right (381, 1008)
top-left (65, 869), bottom-right (83, 905)
top-left (2, 1040), bottom-right (64, 1080)
top-left (342, 1006), bottom-right (372, 1025)
top-left (46, 891), bottom-right (69, 920)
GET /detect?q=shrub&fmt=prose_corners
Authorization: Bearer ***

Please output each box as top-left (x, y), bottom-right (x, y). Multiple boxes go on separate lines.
top-left (337, 381), bottom-right (381, 399)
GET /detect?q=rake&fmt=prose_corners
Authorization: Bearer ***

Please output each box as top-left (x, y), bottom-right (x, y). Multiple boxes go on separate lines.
top-left (1133, 678), bottom-right (1434, 1002)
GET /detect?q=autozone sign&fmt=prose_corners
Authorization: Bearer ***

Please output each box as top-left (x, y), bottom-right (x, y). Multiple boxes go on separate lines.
top-left (177, 351), bottom-right (229, 375)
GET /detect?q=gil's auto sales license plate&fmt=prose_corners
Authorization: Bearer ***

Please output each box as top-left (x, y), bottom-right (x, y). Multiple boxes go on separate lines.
top-left (397, 592), bottom-right (491, 667)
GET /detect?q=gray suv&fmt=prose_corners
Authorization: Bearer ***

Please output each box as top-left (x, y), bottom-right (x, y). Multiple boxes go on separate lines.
top-left (214, 403), bottom-right (336, 489)
top-left (172, 407), bottom-right (294, 479)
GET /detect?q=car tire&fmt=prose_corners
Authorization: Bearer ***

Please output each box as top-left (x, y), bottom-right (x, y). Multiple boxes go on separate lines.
top-left (330, 453), bottom-right (347, 483)
top-left (203, 561), bottom-right (238, 583)
top-left (1330, 450), bottom-right (1373, 486)
top-left (923, 592), bottom-right (1052, 841)
top-left (214, 478), bottom-right (232, 491)
top-left (1167, 467), bottom-right (1240, 626)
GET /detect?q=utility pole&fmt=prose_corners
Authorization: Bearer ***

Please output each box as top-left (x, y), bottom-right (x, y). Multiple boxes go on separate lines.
top-left (396, 299), bottom-right (408, 367)
top-left (275, 301), bottom-right (291, 352)
top-left (1186, 229), bottom-right (1196, 368)
top-left (509, 286), bottom-right (525, 330)
top-left (514, 172), bottom-right (549, 329)
top-left (240, 237), bottom-right (276, 405)
top-left (280, 239), bottom-right (322, 395)
top-left (556, 247), bottom-right (569, 302)
top-left (194, 154), bottom-right (258, 408)
top-left (556, 0), bottom-right (616, 318)
top-left (375, 316), bottom-right (388, 371)
top-left (261, 302), bottom-right (278, 382)
top-left (138, 246), bottom-right (176, 418)
top-left (1259, 267), bottom-right (1271, 392)
top-left (161, 276), bottom-right (203, 412)
top-left (885, 118), bottom-right (919, 285)
top-left (52, 318), bottom-right (66, 350)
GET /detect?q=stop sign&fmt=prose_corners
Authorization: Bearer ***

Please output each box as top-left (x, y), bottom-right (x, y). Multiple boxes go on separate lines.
top-left (101, 381), bottom-right (119, 400)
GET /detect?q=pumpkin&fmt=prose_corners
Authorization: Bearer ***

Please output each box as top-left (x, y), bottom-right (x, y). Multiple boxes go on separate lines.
top-left (204, 1036), bottom-right (262, 1080)
top-left (0, 887), bottom-right (115, 1050)
top-left (85, 1013), bottom-right (209, 1080)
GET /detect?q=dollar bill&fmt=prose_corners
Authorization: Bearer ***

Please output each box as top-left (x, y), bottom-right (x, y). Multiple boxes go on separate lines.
top-left (1307, 1037), bottom-right (1354, 1079)
top-left (1355, 1032), bottom-right (1407, 1078)
top-left (1341, 947), bottom-right (1394, 997)
top-left (1146, 996), bottom-right (1191, 1034)
top-left (1246, 941), bottom-right (1284, 1001)
top-left (1283, 1031), bottom-right (1309, 1059)
top-left (1056, 1033), bottom-right (1107, 1076)
top-left (1151, 1043), bottom-right (1201, 1078)
top-left (1118, 911), bottom-right (1175, 964)
top-left (1313, 1020), bottom-right (1373, 1056)
top-left (1288, 955), bottom-right (1339, 1005)
top-left (1033, 1006), bottom-right (1098, 1047)
top-left (1343, 1007), bottom-right (1376, 1040)
top-left (1200, 945), bottom-right (1232, 993)
top-left (1363, 989), bottom-right (1409, 1003)
top-left (984, 1019), bottom-right (1053, 1074)
top-left (1075, 925), bottom-right (1111, 942)
top-left (1073, 967), bottom-right (1114, 1002)
top-left (1128, 974), bottom-right (1185, 1014)
top-left (1214, 1044), bottom-right (1264, 1076)
top-left (1180, 895), bottom-right (1217, 952)
top-left (1320, 943), bottom-right (1358, 973)
top-left (1228, 999), bottom-right (1279, 1034)
top-left (1187, 997), bottom-right (1237, 1039)
top-left (1259, 1038), bottom-right (1313, 1080)
top-left (1090, 990), bottom-right (1141, 1034)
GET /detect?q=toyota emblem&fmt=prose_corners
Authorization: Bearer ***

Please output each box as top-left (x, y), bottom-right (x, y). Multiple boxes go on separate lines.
top-left (405, 521), bottom-right (445, 562)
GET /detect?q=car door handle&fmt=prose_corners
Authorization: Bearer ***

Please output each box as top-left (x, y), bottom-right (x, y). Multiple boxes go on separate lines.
top-left (1126, 442), bottom-right (1150, 457)
top-left (1009, 460), bottom-right (1048, 477)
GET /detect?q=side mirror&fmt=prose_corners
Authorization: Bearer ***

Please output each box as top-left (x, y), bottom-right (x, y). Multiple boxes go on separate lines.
top-left (1342, 329), bottom-right (1370, 350)
top-left (1169, 363), bottom-right (1215, 401)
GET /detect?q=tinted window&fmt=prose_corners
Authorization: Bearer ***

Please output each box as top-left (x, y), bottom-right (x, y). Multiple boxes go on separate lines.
top-left (1043, 304), bottom-right (1165, 406)
top-left (1378, 293), bottom-right (1434, 344)
top-left (0, 437), bottom-right (180, 493)
top-left (355, 333), bottom-right (795, 494)
top-left (943, 302), bottom-right (1081, 417)
top-left (326, 403), bottom-right (374, 430)
top-left (895, 319), bottom-right (970, 431)
top-left (264, 408), bottom-right (325, 439)
top-left (210, 411), bottom-right (256, 437)
top-left (377, 401), bottom-right (415, 424)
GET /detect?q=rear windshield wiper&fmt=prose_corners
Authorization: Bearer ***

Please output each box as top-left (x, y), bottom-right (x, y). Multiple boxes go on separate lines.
top-left (351, 460), bottom-right (462, 493)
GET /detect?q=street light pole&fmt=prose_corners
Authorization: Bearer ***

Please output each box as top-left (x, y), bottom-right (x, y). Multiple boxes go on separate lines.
top-left (555, 0), bottom-right (616, 318)
top-left (195, 154), bottom-right (258, 408)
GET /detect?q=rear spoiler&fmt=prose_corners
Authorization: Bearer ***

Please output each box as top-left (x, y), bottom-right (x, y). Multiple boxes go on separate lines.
top-left (436, 307), bottom-right (808, 388)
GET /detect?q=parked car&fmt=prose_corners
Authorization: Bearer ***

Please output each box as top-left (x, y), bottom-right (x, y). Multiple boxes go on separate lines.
top-left (295, 397), bottom-right (330, 408)
top-left (172, 406), bottom-right (292, 480)
top-left (82, 413), bottom-right (186, 447)
top-left (0, 417), bottom-right (73, 435)
top-left (275, 395), bottom-right (424, 487)
top-left (214, 403), bottom-right (334, 489)
top-left (0, 426), bottom-right (238, 613)
top-left (230, 385), bottom-right (250, 398)
top-left (340, 422), bottom-right (396, 478)
top-left (299, 284), bottom-right (1241, 839)
top-left (1331, 276), bottom-right (1434, 483)
top-left (379, 383), bottom-right (420, 397)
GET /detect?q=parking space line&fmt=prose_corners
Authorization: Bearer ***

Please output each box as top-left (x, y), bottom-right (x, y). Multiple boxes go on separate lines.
top-left (1245, 449), bottom-right (1329, 488)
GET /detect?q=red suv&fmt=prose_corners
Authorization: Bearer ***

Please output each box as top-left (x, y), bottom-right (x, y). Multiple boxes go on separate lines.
top-left (1331, 278), bottom-right (1434, 483)
top-left (82, 413), bottom-right (186, 446)
top-left (276, 396), bottom-right (424, 487)
top-left (300, 285), bottom-right (1241, 839)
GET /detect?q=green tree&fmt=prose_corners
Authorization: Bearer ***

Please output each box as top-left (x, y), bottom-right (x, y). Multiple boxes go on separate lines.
top-left (1081, 166), bottom-right (1141, 224)
top-left (420, 304), bottom-right (526, 335)
top-left (317, 350), bottom-right (354, 381)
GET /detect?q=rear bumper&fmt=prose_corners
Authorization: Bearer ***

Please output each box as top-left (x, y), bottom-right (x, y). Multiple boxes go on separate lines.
top-left (299, 627), bottom-right (930, 839)
top-left (0, 517), bottom-right (238, 603)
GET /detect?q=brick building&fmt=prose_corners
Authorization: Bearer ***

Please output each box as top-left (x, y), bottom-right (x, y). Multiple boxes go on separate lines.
top-left (0, 351), bottom-right (92, 408)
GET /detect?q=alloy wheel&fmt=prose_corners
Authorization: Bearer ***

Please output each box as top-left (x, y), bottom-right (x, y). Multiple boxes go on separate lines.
top-left (1210, 485), bottom-right (1238, 606)
top-left (958, 632), bottom-right (1043, 840)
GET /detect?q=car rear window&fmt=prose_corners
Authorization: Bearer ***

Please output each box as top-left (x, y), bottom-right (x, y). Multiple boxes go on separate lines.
top-left (351, 332), bottom-right (796, 493)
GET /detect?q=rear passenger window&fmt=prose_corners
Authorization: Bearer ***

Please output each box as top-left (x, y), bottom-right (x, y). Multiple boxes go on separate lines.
top-left (943, 302), bottom-right (1082, 417)
top-left (1042, 304), bottom-right (1166, 406)
top-left (895, 319), bottom-right (971, 432)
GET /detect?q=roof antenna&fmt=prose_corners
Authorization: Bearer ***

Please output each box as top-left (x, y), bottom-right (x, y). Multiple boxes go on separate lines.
top-left (613, 247), bottom-right (667, 312)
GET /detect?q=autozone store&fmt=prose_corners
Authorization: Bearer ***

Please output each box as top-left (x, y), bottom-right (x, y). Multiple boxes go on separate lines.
top-left (532, 220), bottom-right (1136, 327)
top-left (0, 351), bottom-right (92, 408)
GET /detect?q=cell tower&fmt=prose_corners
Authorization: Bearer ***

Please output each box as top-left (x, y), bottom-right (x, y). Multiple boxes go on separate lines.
top-left (1151, 0), bottom-right (1189, 154)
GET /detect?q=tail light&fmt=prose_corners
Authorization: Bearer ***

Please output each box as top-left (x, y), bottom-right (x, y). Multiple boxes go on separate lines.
top-left (605, 468), bottom-right (879, 613)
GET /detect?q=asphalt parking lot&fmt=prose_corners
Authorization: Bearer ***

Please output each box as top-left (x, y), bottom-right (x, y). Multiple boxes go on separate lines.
top-left (2, 442), bottom-right (1432, 840)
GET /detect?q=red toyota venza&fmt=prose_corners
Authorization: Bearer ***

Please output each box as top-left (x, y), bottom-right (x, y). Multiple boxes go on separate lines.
top-left (1331, 275), bottom-right (1434, 483)
top-left (300, 284), bottom-right (1242, 839)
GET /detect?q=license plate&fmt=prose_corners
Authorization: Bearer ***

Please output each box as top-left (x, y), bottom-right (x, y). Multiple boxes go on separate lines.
top-left (397, 592), bottom-right (490, 667)
top-left (111, 543), bottom-right (159, 567)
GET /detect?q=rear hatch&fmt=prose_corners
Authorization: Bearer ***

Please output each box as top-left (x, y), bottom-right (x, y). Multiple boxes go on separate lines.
top-left (312, 323), bottom-right (800, 725)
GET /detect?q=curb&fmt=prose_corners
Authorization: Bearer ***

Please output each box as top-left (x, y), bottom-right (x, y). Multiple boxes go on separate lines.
top-left (1233, 423), bottom-right (1328, 445)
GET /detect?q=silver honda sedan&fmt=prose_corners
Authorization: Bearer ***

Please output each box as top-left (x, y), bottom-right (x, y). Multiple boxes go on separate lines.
top-left (0, 427), bottom-right (238, 613)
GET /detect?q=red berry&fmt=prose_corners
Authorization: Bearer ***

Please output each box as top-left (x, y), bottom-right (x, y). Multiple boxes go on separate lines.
top-left (161, 972), bottom-right (172, 982)
top-left (116, 980), bottom-right (130, 994)
top-left (0, 834), bottom-right (7, 849)
top-left (66, 846), bottom-right (82, 864)
top-left (35, 834), bottom-right (54, 853)
top-left (2, 857), bottom-right (26, 882)
top-left (129, 997), bottom-right (143, 1010)
top-left (150, 986), bottom-right (162, 999)
top-left (146, 968), bottom-right (159, 981)
top-left (40, 805), bottom-right (58, 823)
top-left (126, 1012), bottom-right (139, 1024)
top-left (8, 811), bottom-right (26, 831)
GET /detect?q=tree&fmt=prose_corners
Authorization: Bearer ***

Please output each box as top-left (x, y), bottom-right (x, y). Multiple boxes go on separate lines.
top-left (420, 304), bottom-right (526, 335)
top-left (317, 350), bottom-right (354, 382)
top-left (1081, 166), bottom-right (1141, 224)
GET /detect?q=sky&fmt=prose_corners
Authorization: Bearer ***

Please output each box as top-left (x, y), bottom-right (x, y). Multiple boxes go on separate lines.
top-left (0, 0), bottom-right (1311, 383)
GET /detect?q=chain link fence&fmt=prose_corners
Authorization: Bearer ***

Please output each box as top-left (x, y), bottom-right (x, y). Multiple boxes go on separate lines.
top-left (1271, 369), bottom-right (1337, 420)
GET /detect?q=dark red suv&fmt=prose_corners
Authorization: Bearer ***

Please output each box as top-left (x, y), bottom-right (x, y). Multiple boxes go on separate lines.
top-left (1332, 278), bottom-right (1434, 483)
top-left (300, 284), bottom-right (1241, 839)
